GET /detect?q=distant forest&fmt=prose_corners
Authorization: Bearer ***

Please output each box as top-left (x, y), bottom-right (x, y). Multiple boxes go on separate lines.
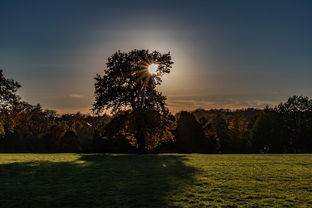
top-left (1, 96), bottom-right (312, 154)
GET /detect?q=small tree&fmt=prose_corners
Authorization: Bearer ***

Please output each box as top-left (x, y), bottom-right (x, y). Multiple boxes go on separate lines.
top-left (175, 111), bottom-right (211, 153)
top-left (93, 50), bottom-right (175, 152)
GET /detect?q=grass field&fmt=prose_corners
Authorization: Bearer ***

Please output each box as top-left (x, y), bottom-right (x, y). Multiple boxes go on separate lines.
top-left (0, 154), bottom-right (312, 208)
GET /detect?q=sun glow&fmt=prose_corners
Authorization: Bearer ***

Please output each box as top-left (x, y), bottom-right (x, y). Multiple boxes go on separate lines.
top-left (147, 63), bottom-right (158, 74)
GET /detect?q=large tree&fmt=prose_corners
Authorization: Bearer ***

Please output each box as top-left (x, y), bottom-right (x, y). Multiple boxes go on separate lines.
top-left (93, 50), bottom-right (175, 152)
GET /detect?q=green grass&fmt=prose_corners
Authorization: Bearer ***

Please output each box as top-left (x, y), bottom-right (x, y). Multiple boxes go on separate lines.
top-left (0, 154), bottom-right (312, 208)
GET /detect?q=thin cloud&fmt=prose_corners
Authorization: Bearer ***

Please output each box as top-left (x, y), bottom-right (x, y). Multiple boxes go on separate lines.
top-left (69, 93), bottom-right (84, 99)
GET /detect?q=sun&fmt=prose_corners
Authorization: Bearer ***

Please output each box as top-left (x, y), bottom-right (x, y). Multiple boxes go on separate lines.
top-left (147, 63), bottom-right (158, 74)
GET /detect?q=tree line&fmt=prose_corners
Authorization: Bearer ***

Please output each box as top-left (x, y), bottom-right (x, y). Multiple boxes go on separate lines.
top-left (1, 74), bottom-right (311, 153)
top-left (169, 97), bottom-right (312, 153)
top-left (1, 50), bottom-right (312, 153)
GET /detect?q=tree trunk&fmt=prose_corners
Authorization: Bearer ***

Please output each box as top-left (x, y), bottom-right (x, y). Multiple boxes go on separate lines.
top-left (135, 112), bottom-right (146, 154)
top-left (137, 132), bottom-right (146, 154)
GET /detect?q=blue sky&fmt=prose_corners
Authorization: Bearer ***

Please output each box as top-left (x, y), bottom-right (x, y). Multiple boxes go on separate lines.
top-left (1, 0), bottom-right (312, 113)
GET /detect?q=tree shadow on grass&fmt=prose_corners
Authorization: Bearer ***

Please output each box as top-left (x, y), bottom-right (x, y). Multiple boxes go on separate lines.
top-left (0, 154), bottom-right (198, 208)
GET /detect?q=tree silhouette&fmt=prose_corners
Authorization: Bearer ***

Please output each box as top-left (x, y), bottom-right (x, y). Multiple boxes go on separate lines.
top-left (0, 70), bottom-right (21, 110)
top-left (93, 50), bottom-right (175, 153)
top-left (276, 95), bottom-right (312, 152)
top-left (175, 111), bottom-right (210, 153)
top-left (0, 70), bottom-right (21, 135)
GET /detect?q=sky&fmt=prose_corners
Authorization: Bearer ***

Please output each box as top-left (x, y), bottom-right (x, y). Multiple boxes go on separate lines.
top-left (1, 0), bottom-right (312, 114)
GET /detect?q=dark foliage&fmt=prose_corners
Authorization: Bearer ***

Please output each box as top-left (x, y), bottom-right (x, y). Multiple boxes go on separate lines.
top-left (251, 96), bottom-right (312, 153)
top-left (0, 69), bottom-right (21, 110)
top-left (175, 111), bottom-right (211, 153)
top-left (93, 50), bottom-right (175, 152)
top-left (1, 69), bottom-right (312, 153)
